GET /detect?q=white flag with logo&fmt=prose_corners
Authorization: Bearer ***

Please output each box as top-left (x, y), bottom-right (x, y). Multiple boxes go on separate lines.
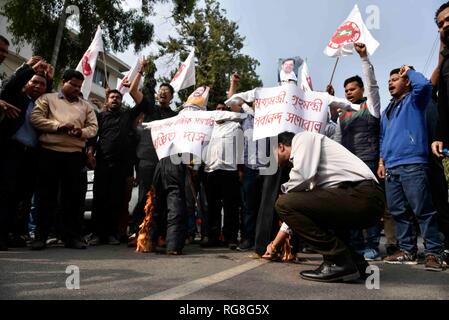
top-left (76, 26), bottom-right (104, 99)
top-left (170, 48), bottom-right (196, 92)
top-left (300, 60), bottom-right (313, 92)
top-left (324, 5), bottom-right (379, 57)
top-left (117, 56), bottom-right (142, 96)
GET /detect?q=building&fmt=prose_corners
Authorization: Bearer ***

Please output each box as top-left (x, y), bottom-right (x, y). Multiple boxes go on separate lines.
top-left (0, 2), bottom-right (130, 102)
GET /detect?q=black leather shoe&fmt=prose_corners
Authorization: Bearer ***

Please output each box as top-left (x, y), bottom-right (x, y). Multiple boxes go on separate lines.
top-left (167, 250), bottom-right (182, 255)
top-left (65, 239), bottom-right (87, 249)
top-left (299, 261), bottom-right (359, 283)
top-left (0, 240), bottom-right (8, 251)
top-left (200, 237), bottom-right (222, 248)
top-left (355, 259), bottom-right (370, 280)
top-left (30, 240), bottom-right (46, 250)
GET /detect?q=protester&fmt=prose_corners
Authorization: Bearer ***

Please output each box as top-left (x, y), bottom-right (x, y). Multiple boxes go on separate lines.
top-left (429, 1), bottom-right (449, 265)
top-left (89, 89), bottom-right (147, 245)
top-left (432, 1), bottom-right (449, 156)
top-left (0, 35), bottom-right (12, 116)
top-left (202, 101), bottom-right (245, 250)
top-left (275, 131), bottom-right (385, 282)
top-left (379, 66), bottom-right (445, 271)
top-left (127, 59), bottom-right (177, 242)
top-left (226, 73), bottom-right (264, 251)
top-left (0, 57), bottom-right (53, 251)
top-left (30, 69), bottom-right (98, 250)
top-left (327, 43), bottom-right (390, 261)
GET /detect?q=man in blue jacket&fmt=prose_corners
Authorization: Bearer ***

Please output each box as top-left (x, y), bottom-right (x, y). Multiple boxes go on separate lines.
top-left (378, 66), bottom-right (444, 271)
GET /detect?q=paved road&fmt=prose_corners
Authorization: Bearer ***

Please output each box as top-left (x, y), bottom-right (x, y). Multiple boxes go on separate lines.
top-left (1, 241), bottom-right (448, 301)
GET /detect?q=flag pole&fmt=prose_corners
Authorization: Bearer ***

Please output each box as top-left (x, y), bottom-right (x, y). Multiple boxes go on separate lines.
top-left (328, 57), bottom-right (340, 86)
top-left (102, 51), bottom-right (110, 90)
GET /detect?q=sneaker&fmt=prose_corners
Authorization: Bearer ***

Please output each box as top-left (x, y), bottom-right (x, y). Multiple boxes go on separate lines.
top-left (425, 255), bottom-right (444, 272)
top-left (228, 242), bottom-right (238, 250)
top-left (363, 248), bottom-right (381, 261)
top-left (384, 250), bottom-right (418, 265)
top-left (443, 250), bottom-right (449, 267)
top-left (127, 233), bottom-right (137, 247)
top-left (89, 235), bottom-right (101, 246)
top-left (46, 237), bottom-right (59, 245)
top-left (107, 236), bottom-right (120, 245)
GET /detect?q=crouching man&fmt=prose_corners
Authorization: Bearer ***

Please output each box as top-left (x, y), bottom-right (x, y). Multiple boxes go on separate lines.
top-left (275, 131), bottom-right (385, 283)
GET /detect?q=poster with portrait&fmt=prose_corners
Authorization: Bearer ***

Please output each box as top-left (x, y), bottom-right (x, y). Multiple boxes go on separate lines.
top-left (277, 56), bottom-right (303, 84)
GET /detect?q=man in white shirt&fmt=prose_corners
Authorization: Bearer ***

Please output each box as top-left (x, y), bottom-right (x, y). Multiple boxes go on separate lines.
top-left (275, 131), bottom-right (385, 283)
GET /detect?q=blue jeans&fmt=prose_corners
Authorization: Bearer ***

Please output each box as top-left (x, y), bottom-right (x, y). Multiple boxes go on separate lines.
top-left (385, 164), bottom-right (443, 255)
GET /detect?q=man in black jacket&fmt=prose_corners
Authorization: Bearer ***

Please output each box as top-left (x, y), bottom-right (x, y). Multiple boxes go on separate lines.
top-left (89, 89), bottom-right (150, 245)
top-left (0, 57), bottom-right (53, 250)
top-left (433, 2), bottom-right (449, 154)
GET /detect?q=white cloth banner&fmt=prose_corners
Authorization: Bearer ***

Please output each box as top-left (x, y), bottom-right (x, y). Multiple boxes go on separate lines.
top-left (76, 26), bottom-right (104, 99)
top-left (117, 56), bottom-right (142, 95)
top-left (252, 84), bottom-right (330, 141)
top-left (324, 4), bottom-right (380, 57)
top-left (170, 49), bottom-right (196, 92)
top-left (300, 60), bottom-right (313, 92)
top-left (143, 111), bottom-right (245, 160)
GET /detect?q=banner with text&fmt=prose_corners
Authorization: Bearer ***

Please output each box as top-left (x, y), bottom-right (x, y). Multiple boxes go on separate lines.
top-left (143, 110), bottom-right (222, 160)
top-left (253, 84), bottom-right (329, 140)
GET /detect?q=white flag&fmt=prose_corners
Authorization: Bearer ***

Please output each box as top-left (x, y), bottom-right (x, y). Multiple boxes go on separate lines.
top-left (324, 5), bottom-right (379, 57)
top-left (117, 56), bottom-right (142, 96)
top-left (170, 48), bottom-right (195, 92)
top-left (76, 26), bottom-right (104, 99)
top-left (300, 60), bottom-right (313, 92)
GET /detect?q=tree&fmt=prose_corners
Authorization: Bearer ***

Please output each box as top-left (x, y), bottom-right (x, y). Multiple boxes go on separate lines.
top-left (2, 0), bottom-right (196, 78)
top-left (157, 0), bottom-right (262, 108)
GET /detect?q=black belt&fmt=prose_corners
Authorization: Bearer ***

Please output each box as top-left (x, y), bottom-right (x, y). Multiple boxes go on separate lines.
top-left (336, 179), bottom-right (378, 189)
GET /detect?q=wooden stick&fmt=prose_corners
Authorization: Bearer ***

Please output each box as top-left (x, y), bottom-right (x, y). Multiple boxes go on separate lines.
top-left (102, 51), bottom-right (109, 90)
top-left (329, 57), bottom-right (340, 86)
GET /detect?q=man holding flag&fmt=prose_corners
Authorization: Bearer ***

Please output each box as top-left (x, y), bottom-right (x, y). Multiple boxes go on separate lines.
top-left (327, 43), bottom-right (388, 262)
top-left (324, 5), bottom-right (392, 262)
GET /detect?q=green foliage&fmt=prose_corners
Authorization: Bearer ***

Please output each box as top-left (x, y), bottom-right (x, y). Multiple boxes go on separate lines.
top-left (2, 0), bottom-right (172, 77)
top-left (157, 0), bottom-right (262, 108)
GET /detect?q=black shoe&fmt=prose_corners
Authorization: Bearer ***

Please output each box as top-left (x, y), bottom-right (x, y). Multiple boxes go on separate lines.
top-left (7, 234), bottom-right (27, 248)
top-left (107, 236), bottom-right (120, 245)
top-left (386, 244), bottom-right (399, 256)
top-left (0, 240), bottom-right (8, 251)
top-left (299, 261), bottom-right (359, 283)
top-left (200, 237), bottom-right (222, 248)
top-left (167, 249), bottom-right (182, 255)
top-left (30, 240), bottom-right (46, 250)
top-left (237, 239), bottom-right (254, 252)
top-left (355, 259), bottom-right (370, 280)
top-left (64, 239), bottom-right (87, 249)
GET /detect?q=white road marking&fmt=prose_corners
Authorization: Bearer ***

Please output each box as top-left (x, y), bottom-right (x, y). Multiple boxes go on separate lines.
top-left (141, 259), bottom-right (268, 300)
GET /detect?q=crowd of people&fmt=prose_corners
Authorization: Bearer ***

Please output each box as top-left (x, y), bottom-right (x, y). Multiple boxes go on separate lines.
top-left (1, 2), bottom-right (449, 284)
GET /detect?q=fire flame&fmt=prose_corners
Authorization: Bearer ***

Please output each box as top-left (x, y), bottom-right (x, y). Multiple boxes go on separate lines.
top-left (136, 188), bottom-right (156, 253)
